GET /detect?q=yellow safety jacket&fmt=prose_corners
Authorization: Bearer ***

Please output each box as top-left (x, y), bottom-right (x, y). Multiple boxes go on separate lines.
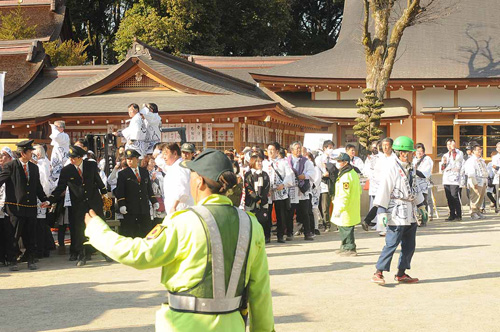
top-left (332, 167), bottom-right (361, 227)
top-left (85, 194), bottom-right (274, 332)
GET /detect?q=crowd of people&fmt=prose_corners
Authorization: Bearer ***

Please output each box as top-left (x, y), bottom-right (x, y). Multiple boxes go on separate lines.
top-left (1, 104), bottom-right (498, 281)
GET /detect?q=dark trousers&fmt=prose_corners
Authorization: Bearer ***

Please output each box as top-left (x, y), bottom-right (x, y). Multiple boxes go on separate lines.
top-left (288, 199), bottom-right (313, 236)
top-left (35, 218), bottom-right (55, 257)
top-left (268, 200), bottom-right (286, 239)
top-left (376, 223), bottom-right (417, 272)
top-left (11, 215), bottom-right (37, 263)
top-left (444, 185), bottom-right (462, 218)
top-left (365, 206), bottom-right (377, 223)
top-left (1, 216), bottom-right (17, 263)
top-left (338, 226), bottom-right (356, 251)
top-left (252, 207), bottom-right (270, 239)
top-left (68, 206), bottom-right (88, 257)
top-left (120, 214), bottom-right (152, 238)
top-left (319, 193), bottom-right (332, 228)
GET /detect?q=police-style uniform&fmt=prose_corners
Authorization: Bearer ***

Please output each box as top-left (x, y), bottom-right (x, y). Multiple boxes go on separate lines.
top-left (115, 149), bottom-right (157, 237)
top-left (0, 140), bottom-right (48, 269)
top-left (331, 153), bottom-right (361, 254)
top-left (49, 145), bottom-right (107, 264)
top-left (84, 149), bottom-right (274, 331)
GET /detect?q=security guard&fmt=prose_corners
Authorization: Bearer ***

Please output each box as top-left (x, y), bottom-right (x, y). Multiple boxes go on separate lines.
top-left (84, 149), bottom-right (274, 331)
top-left (331, 152), bottom-right (361, 256)
top-left (49, 145), bottom-right (108, 266)
top-left (0, 140), bottom-right (49, 270)
top-left (115, 149), bottom-right (158, 238)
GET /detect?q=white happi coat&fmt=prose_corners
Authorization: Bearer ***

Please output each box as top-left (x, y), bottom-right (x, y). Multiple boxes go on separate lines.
top-left (464, 155), bottom-right (488, 187)
top-left (122, 113), bottom-right (148, 157)
top-left (374, 158), bottom-right (424, 226)
top-left (369, 152), bottom-right (397, 197)
top-left (351, 156), bottom-right (364, 173)
top-left (37, 157), bottom-right (52, 218)
top-left (363, 154), bottom-right (378, 196)
top-left (439, 149), bottom-right (464, 186)
top-left (412, 155), bottom-right (434, 193)
top-left (264, 157), bottom-right (294, 202)
top-left (49, 125), bottom-right (70, 184)
top-left (491, 153), bottom-right (500, 185)
top-left (287, 156), bottom-right (315, 204)
top-left (140, 107), bottom-right (162, 155)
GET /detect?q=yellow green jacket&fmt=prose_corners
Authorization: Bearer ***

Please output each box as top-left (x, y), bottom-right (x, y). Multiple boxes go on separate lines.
top-left (331, 167), bottom-right (361, 227)
top-left (85, 194), bottom-right (274, 332)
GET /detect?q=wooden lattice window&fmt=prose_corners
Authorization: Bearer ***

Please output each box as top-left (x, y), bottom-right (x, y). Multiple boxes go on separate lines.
top-left (115, 73), bottom-right (166, 89)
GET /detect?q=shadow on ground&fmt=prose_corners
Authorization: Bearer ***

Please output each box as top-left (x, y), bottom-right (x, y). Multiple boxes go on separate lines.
top-left (0, 280), bottom-right (163, 332)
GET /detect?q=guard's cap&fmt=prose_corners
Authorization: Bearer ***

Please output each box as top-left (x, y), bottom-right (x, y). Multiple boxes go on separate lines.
top-left (1, 147), bottom-right (15, 159)
top-left (181, 148), bottom-right (233, 182)
top-left (125, 149), bottom-right (141, 159)
top-left (181, 143), bottom-right (196, 153)
top-left (68, 145), bottom-right (86, 158)
top-left (333, 152), bottom-right (350, 162)
top-left (16, 139), bottom-right (35, 150)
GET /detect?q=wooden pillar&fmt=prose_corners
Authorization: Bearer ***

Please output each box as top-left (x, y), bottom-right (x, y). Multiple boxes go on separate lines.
top-left (233, 122), bottom-right (242, 152)
top-left (412, 90), bottom-right (417, 142)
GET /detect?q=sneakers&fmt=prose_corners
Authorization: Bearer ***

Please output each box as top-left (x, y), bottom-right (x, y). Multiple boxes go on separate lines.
top-left (304, 233), bottom-right (314, 241)
top-left (286, 234), bottom-right (294, 241)
top-left (277, 237), bottom-right (286, 243)
top-left (445, 216), bottom-right (456, 222)
top-left (394, 273), bottom-right (419, 283)
top-left (470, 213), bottom-right (481, 220)
top-left (371, 272), bottom-right (385, 285)
top-left (478, 213), bottom-right (486, 220)
top-left (340, 250), bottom-right (357, 257)
top-left (314, 229), bottom-right (321, 236)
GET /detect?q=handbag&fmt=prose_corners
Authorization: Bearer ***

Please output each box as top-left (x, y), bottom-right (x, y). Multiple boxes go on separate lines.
top-left (156, 196), bottom-right (165, 212)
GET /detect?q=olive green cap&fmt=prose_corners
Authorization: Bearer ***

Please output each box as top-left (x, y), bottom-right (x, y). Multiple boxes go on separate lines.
top-left (180, 148), bottom-right (233, 182)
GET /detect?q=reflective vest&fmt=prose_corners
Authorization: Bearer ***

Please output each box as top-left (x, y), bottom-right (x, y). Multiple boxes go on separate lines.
top-left (166, 205), bottom-right (252, 314)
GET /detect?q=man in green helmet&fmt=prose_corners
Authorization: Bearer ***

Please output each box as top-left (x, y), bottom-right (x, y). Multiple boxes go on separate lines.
top-left (83, 149), bottom-right (274, 331)
top-left (370, 136), bottom-right (428, 286)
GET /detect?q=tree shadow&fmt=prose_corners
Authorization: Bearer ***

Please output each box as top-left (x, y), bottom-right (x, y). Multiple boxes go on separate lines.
top-left (0, 280), bottom-right (164, 332)
top-left (275, 313), bottom-right (313, 325)
top-left (383, 271), bottom-right (500, 288)
top-left (269, 261), bottom-right (370, 276)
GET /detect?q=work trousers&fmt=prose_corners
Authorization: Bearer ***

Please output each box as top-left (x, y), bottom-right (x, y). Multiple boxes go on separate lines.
top-left (268, 200), bottom-right (286, 239)
top-left (120, 214), bottom-right (152, 238)
top-left (469, 184), bottom-right (487, 215)
top-left (338, 226), bottom-right (356, 251)
top-left (444, 185), bottom-right (462, 218)
top-left (376, 223), bottom-right (417, 272)
top-left (319, 192), bottom-right (332, 228)
top-left (287, 199), bottom-right (313, 236)
top-left (11, 215), bottom-right (37, 263)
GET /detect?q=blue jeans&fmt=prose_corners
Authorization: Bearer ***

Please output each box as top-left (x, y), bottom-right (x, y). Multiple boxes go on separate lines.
top-left (376, 223), bottom-right (417, 272)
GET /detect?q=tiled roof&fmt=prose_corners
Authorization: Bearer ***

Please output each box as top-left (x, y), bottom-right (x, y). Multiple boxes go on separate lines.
top-left (253, 0), bottom-right (500, 80)
top-left (1, 75), bottom-right (277, 121)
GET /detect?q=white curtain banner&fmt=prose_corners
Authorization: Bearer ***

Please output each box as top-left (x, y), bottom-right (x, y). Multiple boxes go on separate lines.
top-left (0, 72), bottom-right (5, 125)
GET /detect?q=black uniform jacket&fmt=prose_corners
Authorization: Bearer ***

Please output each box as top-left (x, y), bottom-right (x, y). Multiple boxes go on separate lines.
top-left (115, 167), bottom-right (157, 215)
top-left (244, 170), bottom-right (270, 208)
top-left (0, 159), bottom-right (48, 218)
top-left (49, 160), bottom-right (107, 216)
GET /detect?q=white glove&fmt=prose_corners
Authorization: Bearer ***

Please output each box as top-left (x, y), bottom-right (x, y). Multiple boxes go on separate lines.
top-left (377, 213), bottom-right (390, 227)
top-left (119, 206), bottom-right (128, 215)
top-left (153, 202), bottom-right (160, 210)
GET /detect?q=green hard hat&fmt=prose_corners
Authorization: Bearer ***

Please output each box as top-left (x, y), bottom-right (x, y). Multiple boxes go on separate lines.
top-left (392, 136), bottom-right (415, 152)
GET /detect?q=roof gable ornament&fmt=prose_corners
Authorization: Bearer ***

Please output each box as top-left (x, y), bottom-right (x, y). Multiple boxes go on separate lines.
top-left (127, 39), bottom-right (152, 59)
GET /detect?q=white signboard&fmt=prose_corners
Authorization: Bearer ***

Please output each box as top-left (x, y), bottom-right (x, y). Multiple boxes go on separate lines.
top-left (303, 133), bottom-right (334, 151)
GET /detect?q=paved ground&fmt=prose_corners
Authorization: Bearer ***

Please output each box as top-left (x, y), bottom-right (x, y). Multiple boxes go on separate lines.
top-left (1, 207), bottom-right (499, 332)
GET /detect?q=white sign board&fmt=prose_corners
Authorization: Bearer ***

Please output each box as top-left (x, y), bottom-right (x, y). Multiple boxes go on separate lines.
top-left (303, 133), bottom-right (333, 151)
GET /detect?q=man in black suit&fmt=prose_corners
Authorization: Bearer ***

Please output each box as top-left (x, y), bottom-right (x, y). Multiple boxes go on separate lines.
top-left (115, 149), bottom-right (158, 238)
top-left (0, 140), bottom-right (49, 270)
top-left (49, 145), bottom-right (108, 266)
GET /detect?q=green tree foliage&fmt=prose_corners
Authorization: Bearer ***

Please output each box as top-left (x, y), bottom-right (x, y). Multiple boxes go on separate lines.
top-left (353, 89), bottom-right (384, 149)
top-left (217, 0), bottom-right (291, 55)
top-left (284, 0), bottom-right (344, 55)
top-left (113, 2), bottom-right (170, 60)
top-left (0, 6), bottom-right (37, 40)
top-left (44, 40), bottom-right (88, 66)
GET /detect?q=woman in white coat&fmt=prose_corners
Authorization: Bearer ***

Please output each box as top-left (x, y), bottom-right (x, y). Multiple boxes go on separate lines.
top-left (412, 143), bottom-right (434, 226)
